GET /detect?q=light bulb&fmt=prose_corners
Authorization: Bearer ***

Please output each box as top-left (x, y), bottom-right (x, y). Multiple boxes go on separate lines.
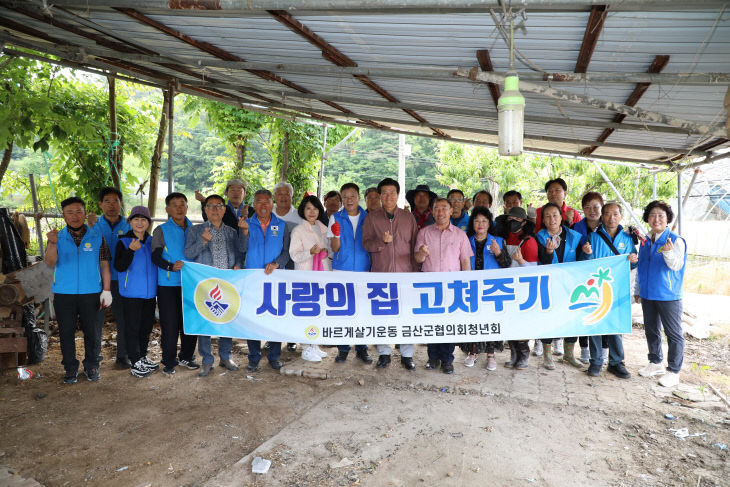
top-left (498, 71), bottom-right (525, 156)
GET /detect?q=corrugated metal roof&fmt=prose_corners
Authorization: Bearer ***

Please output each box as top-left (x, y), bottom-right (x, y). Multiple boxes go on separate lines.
top-left (1, 1), bottom-right (728, 167)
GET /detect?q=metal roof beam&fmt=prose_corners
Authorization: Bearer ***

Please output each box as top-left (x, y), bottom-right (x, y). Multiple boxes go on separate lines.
top-left (574, 5), bottom-right (606, 74)
top-left (0, 31), bottom-right (699, 137)
top-left (35, 0), bottom-right (730, 13)
top-left (581, 54), bottom-right (670, 156)
top-left (475, 49), bottom-right (500, 109)
top-left (267, 9), bottom-right (448, 137)
top-left (113, 7), bottom-right (385, 128)
top-left (457, 67), bottom-right (727, 137)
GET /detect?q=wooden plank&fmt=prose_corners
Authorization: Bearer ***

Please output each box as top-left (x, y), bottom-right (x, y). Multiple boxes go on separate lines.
top-left (0, 337), bottom-right (27, 353)
top-left (574, 5), bottom-right (607, 73)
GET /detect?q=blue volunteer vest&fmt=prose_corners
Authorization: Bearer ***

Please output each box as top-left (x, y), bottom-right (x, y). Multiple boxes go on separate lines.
top-left (52, 225), bottom-right (103, 294)
top-left (158, 217), bottom-right (192, 287)
top-left (469, 234), bottom-right (503, 270)
top-left (450, 212), bottom-right (470, 232)
top-left (245, 213), bottom-right (286, 269)
top-left (119, 234), bottom-right (157, 299)
top-left (588, 224), bottom-right (637, 261)
top-left (94, 215), bottom-right (130, 281)
top-left (536, 226), bottom-right (582, 264)
top-left (332, 207), bottom-right (370, 272)
top-left (637, 228), bottom-right (686, 301)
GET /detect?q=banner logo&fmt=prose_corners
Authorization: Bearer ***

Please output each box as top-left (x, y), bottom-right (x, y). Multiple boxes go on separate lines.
top-left (194, 279), bottom-right (240, 324)
top-left (568, 267), bottom-right (613, 325)
top-left (305, 325), bottom-right (320, 340)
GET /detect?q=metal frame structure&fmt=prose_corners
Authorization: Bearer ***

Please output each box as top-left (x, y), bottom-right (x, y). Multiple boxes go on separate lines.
top-left (2, 0), bottom-right (729, 234)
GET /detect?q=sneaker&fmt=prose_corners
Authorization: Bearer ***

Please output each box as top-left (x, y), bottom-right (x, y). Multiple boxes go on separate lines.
top-left (441, 362), bottom-right (454, 374)
top-left (601, 348), bottom-right (609, 366)
top-left (198, 363), bottom-right (213, 377)
top-left (464, 353), bottom-right (478, 368)
top-left (179, 359), bottom-right (200, 370)
top-left (63, 370), bottom-right (78, 384)
top-left (532, 340), bottom-right (543, 356)
top-left (162, 365), bottom-right (176, 375)
top-left (131, 361), bottom-right (151, 378)
top-left (579, 347), bottom-right (590, 364)
top-left (84, 368), bottom-right (100, 382)
top-left (287, 343), bottom-right (298, 352)
top-left (313, 346), bottom-right (328, 358)
top-left (485, 355), bottom-right (497, 371)
top-left (247, 361), bottom-right (260, 372)
top-left (658, 371), bottom-right (680, 388)
top-left (335, 351), bottom-right (348, 363)
top-left (269, 360), bottom-right (283, 370)
top-left (140, 356), bottom-right (159, 371)
top-left (302, 346), bottom-right (323, 362)
top-left (553, 338), bottom-right (564, 356)
top-left (638, 362), bottom-right (666, 378)
top-left (606, 362), bottom-right (631, 379)
top-left (586, 363), bottom-right (602, 377)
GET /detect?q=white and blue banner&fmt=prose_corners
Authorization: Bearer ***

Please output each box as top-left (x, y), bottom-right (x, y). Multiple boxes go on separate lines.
top-left (181, 255), bottom-right (631, 344)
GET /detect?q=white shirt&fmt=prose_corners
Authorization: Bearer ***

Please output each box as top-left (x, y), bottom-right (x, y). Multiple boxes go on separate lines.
top-left (274, 205), bottom-right (303, 225)
top-left (327, 211), bottom-right (362, 238)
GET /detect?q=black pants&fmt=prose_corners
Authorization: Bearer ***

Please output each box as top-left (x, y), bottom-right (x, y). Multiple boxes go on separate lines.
top-left (121, 296), bottom-right (156, 364)
top-left (54, 293), bottom-right (101, 373)
top-left (158, 286), bottom-right (197, 367)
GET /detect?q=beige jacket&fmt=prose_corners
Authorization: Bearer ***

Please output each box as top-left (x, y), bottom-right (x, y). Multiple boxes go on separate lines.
top-left (289, 220), bottom-right (332, 271)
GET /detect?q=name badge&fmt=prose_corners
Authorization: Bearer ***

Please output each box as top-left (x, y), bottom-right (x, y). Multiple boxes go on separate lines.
top-left (83, 242), bottom-right (94, 252)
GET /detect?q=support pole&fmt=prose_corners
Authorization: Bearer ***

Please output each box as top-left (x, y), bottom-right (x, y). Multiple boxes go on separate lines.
top-left (29, 173), bottom-right (50, 334)
top-left (167, 85), bottom-right (174, 195)
top-left (676, 171), bottom-right (683, 236)
top-left (398, 134), bottom-right (407, 208)
top-left (317, 124), bottom-right (328, 200)
top-left (590, 160), bottom-right (646, 233)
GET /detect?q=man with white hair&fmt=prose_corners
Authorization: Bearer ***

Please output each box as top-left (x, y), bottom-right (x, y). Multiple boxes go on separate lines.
top-left (273, 181), bottom-right (303, 225)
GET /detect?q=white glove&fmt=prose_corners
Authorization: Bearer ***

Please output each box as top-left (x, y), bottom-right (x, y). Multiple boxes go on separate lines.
top-left (100, 290), bottom-right (113, 308)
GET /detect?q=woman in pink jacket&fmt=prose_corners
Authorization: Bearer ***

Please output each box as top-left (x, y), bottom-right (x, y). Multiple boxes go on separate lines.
top-left (289, 195), bottom-right (332, 362)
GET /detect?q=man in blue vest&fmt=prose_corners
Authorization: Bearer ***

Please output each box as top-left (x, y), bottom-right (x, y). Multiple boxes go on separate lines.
top-left (88, 187), bottom-right (131, 368)
top-left (45, 197), bottom-right (113, 384)
top-left (448, 189), bottom-right (470, 232)
top-left (151, 192), bottom-right (200, 375)
top-left (327, 182), bottom-right (373, 364)
top-left (238, 189), bottom-right (292, 372)
top-left (583, 202), bottom-right (637, 379)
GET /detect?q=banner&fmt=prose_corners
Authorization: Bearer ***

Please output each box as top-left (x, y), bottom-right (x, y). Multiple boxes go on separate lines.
top-left (181, 255), bottom-right (632, 344)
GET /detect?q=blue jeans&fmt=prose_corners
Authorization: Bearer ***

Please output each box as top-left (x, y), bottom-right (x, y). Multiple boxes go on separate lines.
top-left (427, 343), bottom-right (455, 363)
top-left (337, 345), bottom-right (368, 353)
top-left (197, 336), bottom-right (233, 365)
top-left (589, 334), bottom-right (624, 366)
top-left (247, 340), bottom-right (281, 363)
top-left (641, 298), bottom-right (684, 373)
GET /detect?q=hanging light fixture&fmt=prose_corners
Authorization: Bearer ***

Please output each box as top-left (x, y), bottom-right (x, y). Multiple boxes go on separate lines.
top-left (498, 18), bottom-right (525, 156)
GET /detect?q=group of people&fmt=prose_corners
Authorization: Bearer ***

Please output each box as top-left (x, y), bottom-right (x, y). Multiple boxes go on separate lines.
top-left (45, 175), bottom-right (687, 388)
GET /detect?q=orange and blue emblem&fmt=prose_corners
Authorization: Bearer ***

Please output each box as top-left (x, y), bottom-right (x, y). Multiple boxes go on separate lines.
top-left (568, 267), bottom-right (614, 325)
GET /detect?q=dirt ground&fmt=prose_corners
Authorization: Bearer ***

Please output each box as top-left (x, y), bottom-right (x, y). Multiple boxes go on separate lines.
top-left (1, 312), bottom-right (729, 486)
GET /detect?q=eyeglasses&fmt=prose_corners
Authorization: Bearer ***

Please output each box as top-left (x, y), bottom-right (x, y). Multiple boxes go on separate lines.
top-left (205, 204), bottom-right (225, 210)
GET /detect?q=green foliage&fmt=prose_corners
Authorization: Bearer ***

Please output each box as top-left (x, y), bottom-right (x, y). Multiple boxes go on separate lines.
top-left (436, 142), bottom-right (678, 210)
top-left (1, 52), bottom-right (156, 211)
top-left (269, 120), bottom-right (355, 198)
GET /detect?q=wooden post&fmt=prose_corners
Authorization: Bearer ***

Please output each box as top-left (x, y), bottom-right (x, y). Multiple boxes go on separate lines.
top-left (107, 76), bottom-right (121, 191)
top-left (167, 85), bottom-right (174, 195)
top-left (148, 90), bottom-right (170, 218)
top-left (0, 140), bottom-right (13, 187)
